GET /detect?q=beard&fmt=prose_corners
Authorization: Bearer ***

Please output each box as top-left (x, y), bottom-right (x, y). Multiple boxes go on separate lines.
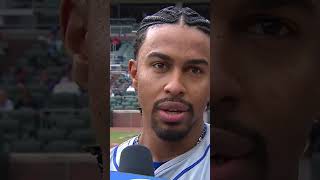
top-left (151, 118), bottom-right (194, 141)
top-left (150, 97), bottom-right (195, 142)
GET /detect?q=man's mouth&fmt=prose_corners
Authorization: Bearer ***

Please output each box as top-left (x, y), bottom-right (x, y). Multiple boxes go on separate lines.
top-left (158, 101), bottom-right (190, 111)
top-left (156, 101), bottom-right (190, 123)
top-left (213, 128), bottom-right (258, 179)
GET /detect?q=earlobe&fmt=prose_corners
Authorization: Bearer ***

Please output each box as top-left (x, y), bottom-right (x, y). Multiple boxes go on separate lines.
top-left (128, 59), bottom-right (138, 90)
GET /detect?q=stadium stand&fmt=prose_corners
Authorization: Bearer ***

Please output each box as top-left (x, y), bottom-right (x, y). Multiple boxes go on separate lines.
top-left (0, 32), bottom-right (97, 152)
top-left (0, 35), bottom-right (140, 153)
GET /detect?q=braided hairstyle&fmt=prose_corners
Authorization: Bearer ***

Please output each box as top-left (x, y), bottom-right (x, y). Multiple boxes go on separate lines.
top-left (134, 6), bottom-right (210, 59)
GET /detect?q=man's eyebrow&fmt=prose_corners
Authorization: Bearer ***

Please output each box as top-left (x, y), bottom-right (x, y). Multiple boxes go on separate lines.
top-left (147, 52), bottom-right (173, 62)
top-left (185, 59), bottom-right (209, 66)
top-left (147, 52), bottom-right (208, 66)
top-left (244, 0), bottom-right (315, 12)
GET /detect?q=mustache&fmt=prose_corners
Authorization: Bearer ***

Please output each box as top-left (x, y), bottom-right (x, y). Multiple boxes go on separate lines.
top-left (153, 97), bottom-right (193, 112)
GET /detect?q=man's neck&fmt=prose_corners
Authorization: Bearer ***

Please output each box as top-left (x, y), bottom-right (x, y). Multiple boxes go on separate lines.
top-left (139, 122), bottom-right (205, 162)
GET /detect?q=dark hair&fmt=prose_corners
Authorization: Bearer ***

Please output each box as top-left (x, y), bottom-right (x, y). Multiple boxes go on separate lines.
top-left (133, 6), bottom-right (210, 59)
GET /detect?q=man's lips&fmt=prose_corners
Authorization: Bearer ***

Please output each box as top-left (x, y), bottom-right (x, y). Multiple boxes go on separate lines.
top-left (213, 128), bottom-right (259, 180)
top-left (213, 128), bottom-right (255, 160)
top-left (156, 101), bottom-right (190, 123)
top-left (157, 101), bottom-right (190, 112)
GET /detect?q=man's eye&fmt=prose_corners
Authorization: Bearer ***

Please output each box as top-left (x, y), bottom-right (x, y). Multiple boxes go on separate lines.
top-left (152, 63), bottom-right (167, 71)
top-left (246, 17), bottom-right (294, 37)
top-left (189, 67), bottom-right (202, 74)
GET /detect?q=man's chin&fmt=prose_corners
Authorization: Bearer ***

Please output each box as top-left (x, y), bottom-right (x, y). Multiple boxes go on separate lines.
top-left (152, 125), bottom-right (190, 142)
top-left (151, 115), bottom-right (194, 142)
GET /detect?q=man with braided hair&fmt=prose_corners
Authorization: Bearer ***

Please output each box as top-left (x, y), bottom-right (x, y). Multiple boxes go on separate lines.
top-left (110, 6), bottom-right (210, 180)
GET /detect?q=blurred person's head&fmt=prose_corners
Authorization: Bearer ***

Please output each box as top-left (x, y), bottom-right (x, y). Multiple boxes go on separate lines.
top-left (128, 6), bottom-right (210, 143)
top-left (212, 1), bottom-right (320, 180)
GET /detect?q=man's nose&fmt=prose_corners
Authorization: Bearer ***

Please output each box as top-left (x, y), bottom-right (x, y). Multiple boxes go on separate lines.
top-left (164, 71), bottom-right (186, 97)
top-left (211, 38), bottom-right (241, 112)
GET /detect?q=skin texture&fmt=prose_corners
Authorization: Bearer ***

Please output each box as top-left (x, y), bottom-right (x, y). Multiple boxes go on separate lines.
top-left (129, 24), bottom-right (210, 162)
top-left (212, 0), bottom-right (320, 180)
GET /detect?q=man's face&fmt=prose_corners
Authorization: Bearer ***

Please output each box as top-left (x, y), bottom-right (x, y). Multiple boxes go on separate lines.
top-left (130, 24), bottom-right (210, 141)
top-left (212, 0), bottom-right (320, 180)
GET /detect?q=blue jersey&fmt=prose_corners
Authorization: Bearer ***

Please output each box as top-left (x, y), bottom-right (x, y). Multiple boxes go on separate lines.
top-left (110, 123), bottom-right (210, 180)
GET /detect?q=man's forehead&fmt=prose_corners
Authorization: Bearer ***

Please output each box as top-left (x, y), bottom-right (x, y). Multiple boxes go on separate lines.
top-left (146, 24), bottom-right (209, 43)
top-left (143, 25), bottom-right (209, 52)
top-left (137, 25), bottom-right (209, 61)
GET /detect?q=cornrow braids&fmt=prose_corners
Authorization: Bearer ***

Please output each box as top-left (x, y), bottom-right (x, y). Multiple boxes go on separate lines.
top-left (133, 6), bottom-right (210, 59)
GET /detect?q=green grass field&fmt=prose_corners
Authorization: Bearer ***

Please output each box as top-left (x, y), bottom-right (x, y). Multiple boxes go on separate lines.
top-left (110, 131), bottom-right (139, 146)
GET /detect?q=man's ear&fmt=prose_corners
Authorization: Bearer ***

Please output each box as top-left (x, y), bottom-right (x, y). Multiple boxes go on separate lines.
top-left (60, 0), bottom-right (89, 89)
top-left (128, 59), bottom-right (138, 91)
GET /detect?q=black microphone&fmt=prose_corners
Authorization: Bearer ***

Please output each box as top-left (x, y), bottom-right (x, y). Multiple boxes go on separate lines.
top-left (119, 145), bottom-right (155, 176)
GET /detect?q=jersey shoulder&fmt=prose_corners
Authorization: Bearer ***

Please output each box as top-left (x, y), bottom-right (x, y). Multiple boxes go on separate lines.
top-left (110, 136), bottom-right (138, 171)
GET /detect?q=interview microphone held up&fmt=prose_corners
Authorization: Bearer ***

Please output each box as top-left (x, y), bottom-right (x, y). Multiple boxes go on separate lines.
top-left (119, 145), bottom-right (155, 176)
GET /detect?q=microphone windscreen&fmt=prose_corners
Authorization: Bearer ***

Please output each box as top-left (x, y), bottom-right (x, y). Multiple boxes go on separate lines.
top-left (119, 145), bottom-right (154, 176)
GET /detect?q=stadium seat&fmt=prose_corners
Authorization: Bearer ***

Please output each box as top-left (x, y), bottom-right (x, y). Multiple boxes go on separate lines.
top-left (37, 128), bottom-right (66, 142)
top-left (4, 86), bottom-right (20, 102)
top-left (122, 102), bottom-right (130, 106)
top-left (29, 85), bottom-right (50, 95)
top-left (10, 139), bottom-right (41, 152)
top-left (0, 120), bottom-right (19, 132)
top-left (25, 45), bottom-right (46, 58)
top-left (19, 116), bottom-right (37, 133)
top-left (0, 75), bottom-right (15, 86)
top-left (44, 0), bottom-right (60, 9)
top-left (55, 118), bottom-right (87, 130)
top-left (125, 105), bottom-right (136, 110)
top-left (44, 140), bottom-right (80, 152)
top-left (46, 93), bottom-right (78, 108)
top-left (2, 133), bottom-right (19, 142)
top-left (45, 108), bottom-right (78, 117)
top-left (78, 109), bottom-right (91, 122)
top-left (68, 129), bottom-right (95, 145)
top-left (32, 92), bottom-right (46, 107)
top-left (7, 109), bottom-right (36, 121)
top-left (16, 57), bottom-right (30, 67)
top-left (113, 105), bottom-right (123, 110)
top-left (46, 113), bottom-right (75, 123)
top-left (78, 94), bottom-right (89, 108)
